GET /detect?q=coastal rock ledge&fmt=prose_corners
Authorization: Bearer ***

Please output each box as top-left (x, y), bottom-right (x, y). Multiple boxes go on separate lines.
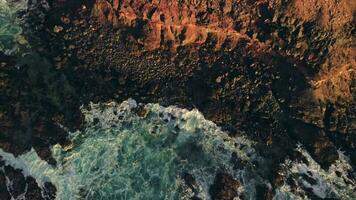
top-left (0, 0), bottom-right (355, 199)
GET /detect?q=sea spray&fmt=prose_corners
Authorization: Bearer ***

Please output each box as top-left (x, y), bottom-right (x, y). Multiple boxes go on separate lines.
top-left (0, 99), bottom-right (265, 200)
top-left (275, 145), bottom-right (356, 200)
top-left (0, 99), bottom-right (355, 200)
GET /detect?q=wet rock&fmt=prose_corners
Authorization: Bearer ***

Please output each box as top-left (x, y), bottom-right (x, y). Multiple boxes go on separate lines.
top-left (209, 173), bottom-right (240, 200)
top-left (43, 182), bottom-right (57, 200)
top-left (287, 119), bottom-right (339, 169)
top-left (25, 177), bottom-right (44, 200)
top-left (0, 156), bottom-right (52, 200)
top-left (0, 171), bottom-right (11, 200)
top-left (4, 166), bottom-right (27, 198)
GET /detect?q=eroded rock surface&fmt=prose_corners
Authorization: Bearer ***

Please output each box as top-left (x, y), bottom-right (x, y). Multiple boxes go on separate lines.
top-left (0, 0), bottom-right (355, 199)
top-left (0, 155), bottom-right (56, 200)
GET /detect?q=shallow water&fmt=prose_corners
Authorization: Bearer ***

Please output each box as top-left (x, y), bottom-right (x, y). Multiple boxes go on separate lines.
top-left (0, 0), bottom-right (28, 55)
top-left (1, 99), bottom-right (265, 200)
top-left (0, 1), bottom-right (355, 200)
top-left (1, 100), bottom-right (355, 200)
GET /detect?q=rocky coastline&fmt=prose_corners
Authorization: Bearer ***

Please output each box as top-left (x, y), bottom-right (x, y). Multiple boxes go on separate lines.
top-left (0, 0), bottom-right (355, 199)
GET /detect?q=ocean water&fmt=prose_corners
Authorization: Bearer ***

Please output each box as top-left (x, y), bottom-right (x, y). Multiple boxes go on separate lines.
top-left (0, 0), bottom-right (28, 55)
top-left (0, 1), bottom-right (355, 199)
top-left (1, 99), bottom-right (265, 200)
top-left (1, 100), bottom-right (355, 200)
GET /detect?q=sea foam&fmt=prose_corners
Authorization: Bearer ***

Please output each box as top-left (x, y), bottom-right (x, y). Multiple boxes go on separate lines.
top-left (1, 100), bottom-right (263, 200)
top-left (0, 100), bottom-right (354, 200)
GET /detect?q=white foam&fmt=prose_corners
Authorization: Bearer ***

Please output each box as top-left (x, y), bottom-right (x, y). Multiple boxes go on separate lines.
top-left (1, 100), bottom-right (354, 200)
top-left (276, 144), bottom-right (356, 199)
top-left (0, 100), bottom-right (264, 200)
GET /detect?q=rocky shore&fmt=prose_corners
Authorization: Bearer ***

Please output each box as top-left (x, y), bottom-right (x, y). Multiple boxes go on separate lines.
top-left (0, 0), bottom-right (355, 199)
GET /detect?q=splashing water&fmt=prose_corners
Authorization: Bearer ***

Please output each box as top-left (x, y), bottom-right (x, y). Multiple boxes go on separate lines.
top-left (0, 0), bottom-right (28, 55)
top-left (0, 99), bottom-right (266, 200)
top-left (275, 145), bottom-right (356, 200)
top-left (0, 99), bottom-right (355, 200)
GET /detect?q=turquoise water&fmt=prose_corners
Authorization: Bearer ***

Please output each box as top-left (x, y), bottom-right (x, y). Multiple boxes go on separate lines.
top-left (0, 100), bottom-right (263, 200)
top-left (1, 100), bottom-right (355, 200)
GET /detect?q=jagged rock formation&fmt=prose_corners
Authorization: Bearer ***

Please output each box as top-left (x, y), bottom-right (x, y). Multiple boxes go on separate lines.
top-left (0, 155), bottom-right (56, 200)
top-left (93, 0), bottom-right (263, 51)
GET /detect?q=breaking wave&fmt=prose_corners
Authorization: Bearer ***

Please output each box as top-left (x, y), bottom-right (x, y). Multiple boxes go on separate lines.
top-left (0, 100), bottom-right (265, 200)
top-left (0, 99), bottom-right (355, 200)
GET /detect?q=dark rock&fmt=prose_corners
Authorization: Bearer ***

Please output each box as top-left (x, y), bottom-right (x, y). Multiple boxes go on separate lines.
top-left (209, 173), bottom-right (240, 200)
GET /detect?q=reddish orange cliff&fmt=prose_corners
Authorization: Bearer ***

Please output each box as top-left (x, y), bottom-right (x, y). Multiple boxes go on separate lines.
top-left (91, 0), bottom-right (267, 51)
